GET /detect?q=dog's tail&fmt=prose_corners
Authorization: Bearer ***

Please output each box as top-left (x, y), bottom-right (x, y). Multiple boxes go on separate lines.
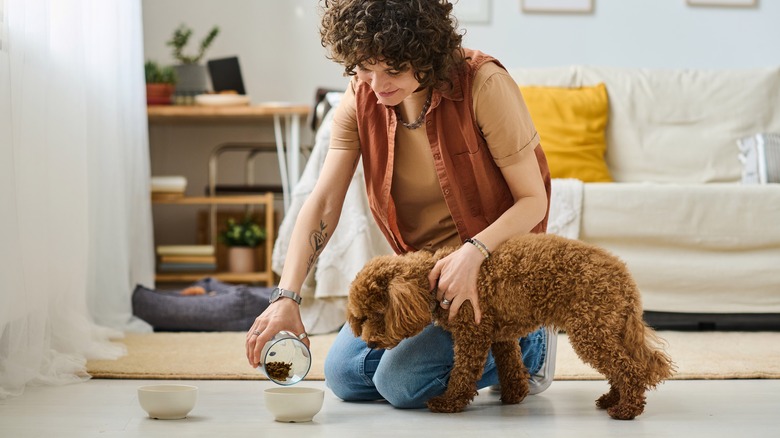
top-left (625, 310), bottom-right (676, 388)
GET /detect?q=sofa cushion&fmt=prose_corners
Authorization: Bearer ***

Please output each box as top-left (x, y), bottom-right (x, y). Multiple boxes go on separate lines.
top-left (520, 84), bottom-right (612, 182)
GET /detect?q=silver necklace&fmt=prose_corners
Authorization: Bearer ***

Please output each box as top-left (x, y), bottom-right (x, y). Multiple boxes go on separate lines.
top-left (395, 89), bottom-right (432, 130)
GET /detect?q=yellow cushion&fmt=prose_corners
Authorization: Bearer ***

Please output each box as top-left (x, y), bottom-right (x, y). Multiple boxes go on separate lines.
top-left (520, 83), bottom-right (612, 182)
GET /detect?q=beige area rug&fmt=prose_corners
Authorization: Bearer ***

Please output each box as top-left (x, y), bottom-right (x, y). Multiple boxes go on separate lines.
top-left (554, 331), bottom-right (780, 380)
top-left (87, 332), bottom-right (337, 380)
top-left (86, 331), bottom-right (780, 381)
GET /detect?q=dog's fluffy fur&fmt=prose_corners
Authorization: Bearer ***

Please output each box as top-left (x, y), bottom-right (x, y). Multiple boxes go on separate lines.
top-left (348, 233), bottom-right (674, 419)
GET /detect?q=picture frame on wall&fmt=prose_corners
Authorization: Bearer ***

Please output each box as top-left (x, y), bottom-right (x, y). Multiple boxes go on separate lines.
top-left (521, 0), bottom-right (594, 14)
top-left (453, 0), bottom-right (491, 24)
top-left (687, 0), bottom-right (757, 6)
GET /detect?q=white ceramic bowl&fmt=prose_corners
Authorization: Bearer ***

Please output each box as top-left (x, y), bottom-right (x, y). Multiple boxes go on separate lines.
top-left (264, 387), bottom-right (324, 422)
top-left (137, 384), bottom-right (198, 420)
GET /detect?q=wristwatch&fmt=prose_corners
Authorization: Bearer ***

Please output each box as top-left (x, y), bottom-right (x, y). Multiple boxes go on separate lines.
top-left (269, 287), bottom-right (302, 305)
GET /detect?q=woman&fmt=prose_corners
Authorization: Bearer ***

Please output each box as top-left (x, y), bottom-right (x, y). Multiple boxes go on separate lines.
top-left (246, 0), bottom-right (556, 408)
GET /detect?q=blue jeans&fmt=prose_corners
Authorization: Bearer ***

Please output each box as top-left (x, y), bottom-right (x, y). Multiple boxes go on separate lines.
top-left (323, 323), bottom-right (547, 409)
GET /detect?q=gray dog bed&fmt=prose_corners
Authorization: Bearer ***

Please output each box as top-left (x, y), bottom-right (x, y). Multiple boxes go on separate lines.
top-left (132, 277), bottom-right (272, 331)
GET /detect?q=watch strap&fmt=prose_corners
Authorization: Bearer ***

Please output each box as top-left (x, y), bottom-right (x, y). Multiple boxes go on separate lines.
top-left (270, 287), bottom-right (302, 305)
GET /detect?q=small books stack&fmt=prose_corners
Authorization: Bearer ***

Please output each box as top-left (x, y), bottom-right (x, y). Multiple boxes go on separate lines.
top-left (156, 245), bottom-right (217, 272)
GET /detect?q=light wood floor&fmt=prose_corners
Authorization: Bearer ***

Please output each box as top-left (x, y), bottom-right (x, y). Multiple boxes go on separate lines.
top-left (1, 379), bottom-right (778, 437)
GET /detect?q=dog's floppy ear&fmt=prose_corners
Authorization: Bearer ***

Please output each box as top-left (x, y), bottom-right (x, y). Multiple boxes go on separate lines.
top-left (347, 254), bottom-right (397, 338)
top-left (347, 312), bottom-right (365, 337)
top-left (385, 277), bottom-right (432, 339)
top-left (347, 309), bottom-right (366, 338)
top-left (347, 251), bottom-right (436, 343)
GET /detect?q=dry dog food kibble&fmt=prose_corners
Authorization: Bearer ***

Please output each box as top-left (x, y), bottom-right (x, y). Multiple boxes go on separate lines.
top-left (265, 361), bottom-right (293, 381)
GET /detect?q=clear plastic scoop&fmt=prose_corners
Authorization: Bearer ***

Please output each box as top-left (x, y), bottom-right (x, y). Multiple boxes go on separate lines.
top-left (258, 330), bottom-right (312, 385)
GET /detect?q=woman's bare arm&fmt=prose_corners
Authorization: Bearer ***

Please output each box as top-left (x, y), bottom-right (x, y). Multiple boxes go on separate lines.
top-left (246, 147), bottom-right (361, 366)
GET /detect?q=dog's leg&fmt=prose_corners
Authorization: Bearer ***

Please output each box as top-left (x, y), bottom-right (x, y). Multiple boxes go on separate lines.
top-left (569, 330), bottom-right (647, 419)
top-left (569, 314), bottom-right (662, 420)
top-left (491, 340), bottom-right (529, 405)
top-left (426, 333), bottom-right (491, 413)
top-left (595, 382), bottom-right (620, 410)
top-left (607, 317), bottom-right (674, 420)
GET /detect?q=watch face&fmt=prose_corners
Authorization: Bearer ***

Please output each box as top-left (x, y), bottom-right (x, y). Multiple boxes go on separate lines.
top-left (270, 288), bottom-right (281, 302)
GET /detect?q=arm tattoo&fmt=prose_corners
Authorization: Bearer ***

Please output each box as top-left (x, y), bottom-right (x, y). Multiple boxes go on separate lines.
top-left (306, 220), bottom-right (329, 274)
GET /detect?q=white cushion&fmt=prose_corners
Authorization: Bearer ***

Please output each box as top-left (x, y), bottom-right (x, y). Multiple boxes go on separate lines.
top-left (738, 133), bottom-right (780, 184)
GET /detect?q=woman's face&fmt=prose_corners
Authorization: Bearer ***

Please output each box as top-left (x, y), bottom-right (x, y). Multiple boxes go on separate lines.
top-left (355, 60), bottom-right (421, 106)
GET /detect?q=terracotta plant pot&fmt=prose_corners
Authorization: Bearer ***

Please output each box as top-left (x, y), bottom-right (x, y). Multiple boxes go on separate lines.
top-left (146, 83), bottom-right (175, 105)
top-left (228, 247), bottom-right (256, 273)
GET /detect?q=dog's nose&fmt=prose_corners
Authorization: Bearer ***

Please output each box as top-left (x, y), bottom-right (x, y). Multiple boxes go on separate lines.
top-left (367, 342), bottom-right (378, 349)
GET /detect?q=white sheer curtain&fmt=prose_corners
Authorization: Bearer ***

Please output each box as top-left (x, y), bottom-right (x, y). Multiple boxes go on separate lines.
top-left (0, 0), bottom-right (154, 398)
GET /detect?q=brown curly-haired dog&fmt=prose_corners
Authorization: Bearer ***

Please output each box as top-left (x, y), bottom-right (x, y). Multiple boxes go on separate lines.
top-left (347, 233), bottom-right (674, 419)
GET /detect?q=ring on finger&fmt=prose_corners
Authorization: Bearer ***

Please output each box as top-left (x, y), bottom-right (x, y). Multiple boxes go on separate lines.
top-left (251, 330), bottom-right (261, 336)
top-left (298, 332), bottom-right (308, 340)
top-left (441, 297), bottom-right (452, 306)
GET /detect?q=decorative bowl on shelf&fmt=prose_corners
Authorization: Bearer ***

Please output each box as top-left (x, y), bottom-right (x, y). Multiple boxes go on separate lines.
top-left (260, 101), bottom-right (293, 107)
top-left (194, 94), bottom-right (250, 106)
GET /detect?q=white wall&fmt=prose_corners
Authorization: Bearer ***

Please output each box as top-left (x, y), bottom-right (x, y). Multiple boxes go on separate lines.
top-left (460, 0), bottom-right (779, 70)
top-left (142, 0), bottom-right (345, 105)
top-left (143, 0), bottom-right (780, 105)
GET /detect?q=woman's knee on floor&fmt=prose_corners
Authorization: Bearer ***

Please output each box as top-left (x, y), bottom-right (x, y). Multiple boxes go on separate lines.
top-left (324, 349), bottom-right (381, 402)
top-left (372, 365), bottom-right (443, 409)
top-left (323, 352), bottom-right (356, 400)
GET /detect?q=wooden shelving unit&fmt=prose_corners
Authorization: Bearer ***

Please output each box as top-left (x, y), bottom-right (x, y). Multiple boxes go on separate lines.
top-left (152, 193), bottom-right (275, 286)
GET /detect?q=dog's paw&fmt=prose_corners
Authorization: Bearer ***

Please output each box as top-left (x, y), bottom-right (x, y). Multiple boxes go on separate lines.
top-left (426, 395), bottom-right (468, 413)
top-left (607, 404), bottom-right (643, 420)
top-left (500, 384), bottom-right (528, 405)
top-left (596, 389), bottom-right (620, 410)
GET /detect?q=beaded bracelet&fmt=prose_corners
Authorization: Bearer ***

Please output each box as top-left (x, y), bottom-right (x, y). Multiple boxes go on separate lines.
top-left (465, 237), bottom-right (491, 259)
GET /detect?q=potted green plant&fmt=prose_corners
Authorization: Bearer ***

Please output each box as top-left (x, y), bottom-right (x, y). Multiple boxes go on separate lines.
top-left (219, 216), bottom-right (266, 273)
top-left (166, 24), bottom-right (220, 96)
top-left (145, 60), bottom-right (177, 105)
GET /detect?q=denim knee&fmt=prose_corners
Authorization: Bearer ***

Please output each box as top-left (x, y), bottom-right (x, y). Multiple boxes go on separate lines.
top-left (323, 351), bottom-right (346, 396)
top-left (324, 348), bottom-right (364, 401)
top-left (372, 355), bottom-right (448, 409)
top-left (373, 368), bottom-right (428, 409)
top-left (324, 336), bottom-right (383, 402)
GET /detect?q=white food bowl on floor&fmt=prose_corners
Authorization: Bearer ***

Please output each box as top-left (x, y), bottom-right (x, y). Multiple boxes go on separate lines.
top-left (264, 387), bottom-right (324, 422)
top-left (137, 384), bottom-right (198, 420)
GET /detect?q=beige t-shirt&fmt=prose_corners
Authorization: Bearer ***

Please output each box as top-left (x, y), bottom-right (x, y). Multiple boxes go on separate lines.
top-left (330, 62), bottom-right (539, 251)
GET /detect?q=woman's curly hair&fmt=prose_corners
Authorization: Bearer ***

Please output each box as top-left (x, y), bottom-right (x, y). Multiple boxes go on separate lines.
top-left (320, 0), bottom-right (464, 90)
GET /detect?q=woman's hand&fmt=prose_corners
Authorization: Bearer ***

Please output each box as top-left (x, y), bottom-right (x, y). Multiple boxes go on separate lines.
top-left (245, 298), bottom-right (309, 367)
top-left (427, 243), bottom-right (485, 324)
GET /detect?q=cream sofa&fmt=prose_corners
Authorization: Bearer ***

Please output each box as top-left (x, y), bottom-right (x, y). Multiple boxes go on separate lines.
top-left (509, 66), bottom-right (780, 326)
